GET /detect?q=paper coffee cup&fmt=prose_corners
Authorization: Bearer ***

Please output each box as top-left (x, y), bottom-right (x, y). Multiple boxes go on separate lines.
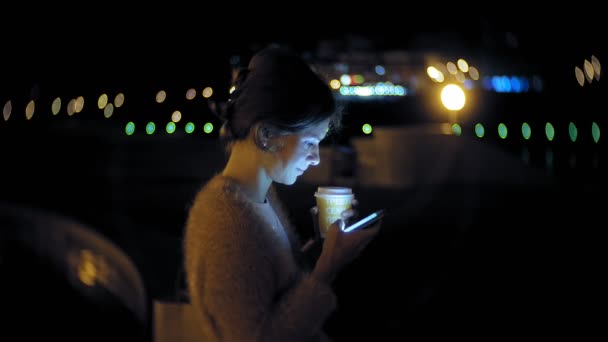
top-left (314, 187), bottom-right (353, 238)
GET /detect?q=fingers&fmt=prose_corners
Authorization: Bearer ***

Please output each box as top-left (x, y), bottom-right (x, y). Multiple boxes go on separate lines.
top-left (311, 206), bottom-right (321, 240)
top-left (337, 219), bottom-right (345, 231)
top-left (345, 220), bottom-right (382, 240)
top-left (341, 208), bottom-right (357, 220)
top-left (327, 219), bottom-right (345, 233)
top-left (301, 238), bottom-right (315, 252)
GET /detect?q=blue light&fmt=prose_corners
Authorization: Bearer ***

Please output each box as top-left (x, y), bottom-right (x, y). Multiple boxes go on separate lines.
top-left (338, 84), bottom-right (406, 97)
top-left (463, 79), bottom-right (474, 90)
top-left (510, 76), bottom-right (521, 92)
top-left (520, 77), bottom-right (530, 92)
top-left (532, 76), bottom-right (544, 92)
top-left (491, 76), bottom-right (502, 92)
top-left (483, 76), bottom-right (493, 90)
top-left (501, 76), bottom-right (511, 92)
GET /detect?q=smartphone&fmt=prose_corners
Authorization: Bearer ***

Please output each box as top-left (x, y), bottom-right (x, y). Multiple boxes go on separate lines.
top-left (342, 209), bottom-right (385, 233)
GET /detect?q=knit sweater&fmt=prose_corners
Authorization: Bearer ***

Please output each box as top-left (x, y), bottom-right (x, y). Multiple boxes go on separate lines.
top-left (184, 174), bottom-right (337, 342)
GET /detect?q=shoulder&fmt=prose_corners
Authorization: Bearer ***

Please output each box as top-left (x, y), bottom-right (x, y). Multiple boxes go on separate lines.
top-left (185, 174), bottom-right (262, 242)
top-left (188, 175), bottom-right (248, 215)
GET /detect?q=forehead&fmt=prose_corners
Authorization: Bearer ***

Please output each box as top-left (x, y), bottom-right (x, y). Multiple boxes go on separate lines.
top-left (299, 119), bottom-right (330, 137)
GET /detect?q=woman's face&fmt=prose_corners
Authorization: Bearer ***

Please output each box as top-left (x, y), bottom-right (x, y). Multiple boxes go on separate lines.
top-left (267, 119), bottom-right (330, 185)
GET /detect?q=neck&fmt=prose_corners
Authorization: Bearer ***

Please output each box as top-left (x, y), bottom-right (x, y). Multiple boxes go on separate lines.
top-left (222, 140), bottom-right (271, 204)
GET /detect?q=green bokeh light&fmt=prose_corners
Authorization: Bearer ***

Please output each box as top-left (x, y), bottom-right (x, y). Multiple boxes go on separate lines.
top-left (545, 122), bottom-right (555, 141)
top-left (146, 122), bottom-right (156, 135)
top-left (474, 123), bottom-right (484, 138)
top-left (166, 122), bottom-right (176, 134)
top-left (522, 122), bottom-right (531, 140)
top-left (568, 122), bottom-right (577, 142)
top-left (185, 122), bottom-right (195, 133)
top-left (592, 122), bottom-right (600, 143)
top-left (125, 122), bottom-right (135, 136)
top-left (362, 124), bottom-right (372, 134)
top-left (204, 122), bottom-right (214, 134)
top-left (498, 123), bottom-right (508, 139)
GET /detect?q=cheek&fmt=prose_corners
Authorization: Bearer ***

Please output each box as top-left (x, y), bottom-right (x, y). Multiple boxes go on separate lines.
top-left (273, 151), bottom-right (297, 173)
top-left (292, 149), bottom-right (309, 164)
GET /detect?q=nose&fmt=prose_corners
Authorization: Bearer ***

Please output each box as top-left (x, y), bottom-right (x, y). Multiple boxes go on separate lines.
top-left (307, 145), bottom-right (320, 166)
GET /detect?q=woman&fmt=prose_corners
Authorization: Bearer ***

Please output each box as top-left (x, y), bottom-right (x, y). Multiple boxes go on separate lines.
top-left (183, 45), bottom-right (380, 342)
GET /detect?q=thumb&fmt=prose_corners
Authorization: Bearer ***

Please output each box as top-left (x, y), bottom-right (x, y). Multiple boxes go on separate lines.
top-left (301, 238), bottom-right (315, 252)
top-left (337, 219), bottom-right (345, 231)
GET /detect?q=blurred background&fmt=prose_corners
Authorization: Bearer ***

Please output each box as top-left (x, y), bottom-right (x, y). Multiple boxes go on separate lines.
top-left (1, 10), bottom-right (606, 340)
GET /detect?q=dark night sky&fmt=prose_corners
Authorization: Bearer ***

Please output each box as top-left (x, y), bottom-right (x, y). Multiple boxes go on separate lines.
top-left (1, 9), bottom-right (605, 93)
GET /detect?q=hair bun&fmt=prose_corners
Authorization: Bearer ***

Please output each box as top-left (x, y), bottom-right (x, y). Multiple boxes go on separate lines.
top-left (231, 67), bottom-right (250, 88)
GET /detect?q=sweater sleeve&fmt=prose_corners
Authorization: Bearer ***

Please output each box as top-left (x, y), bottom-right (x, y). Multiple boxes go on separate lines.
top-left (189, 199), bottom-right (337, 342)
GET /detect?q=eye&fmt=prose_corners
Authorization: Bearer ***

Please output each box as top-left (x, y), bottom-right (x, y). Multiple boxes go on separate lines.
top-left (304, 140), bottom-right (318, 150)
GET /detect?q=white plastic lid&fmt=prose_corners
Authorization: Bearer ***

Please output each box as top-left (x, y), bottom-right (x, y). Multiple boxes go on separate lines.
top-left (315, 187), bottom-right (352, 196)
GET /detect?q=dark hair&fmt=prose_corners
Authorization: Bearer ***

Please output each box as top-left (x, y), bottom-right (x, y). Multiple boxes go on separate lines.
top-left (214, 45), bottom-right (342, 149)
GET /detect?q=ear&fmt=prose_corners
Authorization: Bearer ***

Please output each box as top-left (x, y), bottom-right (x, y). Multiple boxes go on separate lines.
top-left (259, 124), bottom-right (271, 146)
top-left (254, 123), bottom-right (283, 152)
top-left (253, 123), bottom-right (276, 151)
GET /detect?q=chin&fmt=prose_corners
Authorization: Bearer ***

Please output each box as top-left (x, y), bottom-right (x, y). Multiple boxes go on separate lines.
top-left (276, 175), bottom-right (298, 186)
top-left (282, 178), bottom-right (297, 186)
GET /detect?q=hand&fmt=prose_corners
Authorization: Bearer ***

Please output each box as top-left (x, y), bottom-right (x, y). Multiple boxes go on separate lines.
top-left (302, 199), bottom-right (360, 265)
top-left (312, 214), bottom-right (381, 284)
top-left (309, 198), bottom-right (359, 240)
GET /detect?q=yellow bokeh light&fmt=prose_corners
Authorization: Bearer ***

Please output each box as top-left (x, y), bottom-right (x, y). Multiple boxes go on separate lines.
top-left (441, 84), bottom-right (466, 111)
top-left (591, 55), bottom-right (601, 81)
top-left (468, 66), bottom-right (480, 80)
top-left (52, 97), bottom-right (61, 115)
top-left (584, 59), bottom-right (595, 82)
top-left (25, 100), bottom-right (35, 120)
top-left (3, 100), bottom-right (12, 121)
top-left (202, 87), bottom-right (213, 98)
top-left (97, 94), bottom-right (108, 109)
top-left (78, 250), bottom-right (97, 286)
top-left (457, 59), bottom-right (469, 73)
top-left (104, 103), bottom-right (114, 118)
top-left (156, 90), bottom-right (167, 103)
top-left (186, 88), bottom-right (197, 100)
top-left (171, 110), bottom-right (182, 123)
top-left (75, 96), bottom-right (84, 113)
top-left (329, 79), bottom-right (341, 89)
top-left (114, 93), bottom-right (125, 107)
top-left (67, 99), bottom-right (76, 116)
top-left (574, 66), bottom-right (585, 87)
top-left (446, 62), bottom-right (458, 75)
